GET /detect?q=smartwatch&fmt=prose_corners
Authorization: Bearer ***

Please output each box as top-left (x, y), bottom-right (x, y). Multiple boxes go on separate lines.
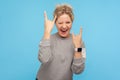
top-left (75, 48), bottom-right (82, 52)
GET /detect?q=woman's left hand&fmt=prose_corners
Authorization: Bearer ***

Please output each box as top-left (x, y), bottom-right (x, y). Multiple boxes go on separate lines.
top-left (72, 27), bottom-right (82, 48)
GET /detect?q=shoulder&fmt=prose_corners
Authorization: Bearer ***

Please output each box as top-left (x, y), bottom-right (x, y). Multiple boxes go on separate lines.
top-left (49, 33), bottom-right (58, 44)
top-left (50, 33), bottom-right (57, 40)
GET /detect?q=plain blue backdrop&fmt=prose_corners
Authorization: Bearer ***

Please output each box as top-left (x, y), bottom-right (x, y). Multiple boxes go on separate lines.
top-left (0, 0), bottom-right (120, 80)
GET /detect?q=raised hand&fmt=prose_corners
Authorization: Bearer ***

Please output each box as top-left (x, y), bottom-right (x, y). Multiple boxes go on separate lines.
top-left (72, 27), bottom-right (82, 48)
top-left (44, 11), bottom-right (56, 34)
top-left (44, 11), bottom-right (56, 39)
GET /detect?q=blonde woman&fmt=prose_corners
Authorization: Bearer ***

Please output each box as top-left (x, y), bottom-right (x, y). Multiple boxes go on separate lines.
top-left (36, 4), bottom-right (86, 80)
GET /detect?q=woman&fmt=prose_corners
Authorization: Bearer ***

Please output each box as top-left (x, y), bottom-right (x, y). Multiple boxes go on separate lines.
top-left (36, 4), bottom-right (86, 80)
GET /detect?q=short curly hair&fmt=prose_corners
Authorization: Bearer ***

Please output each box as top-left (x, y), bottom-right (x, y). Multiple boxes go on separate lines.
top-left (53, 4), bottom-right (74, 22)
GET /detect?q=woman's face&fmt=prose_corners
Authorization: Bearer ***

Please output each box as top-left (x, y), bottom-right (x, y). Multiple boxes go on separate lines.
top-left (56, 14), bottom-right (72, 38)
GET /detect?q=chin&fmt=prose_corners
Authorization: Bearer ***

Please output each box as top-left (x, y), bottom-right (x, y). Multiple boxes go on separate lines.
top-left (59, 32), bottom-right (70, 38)
top-left (60, 35), bottom-right (68, 38)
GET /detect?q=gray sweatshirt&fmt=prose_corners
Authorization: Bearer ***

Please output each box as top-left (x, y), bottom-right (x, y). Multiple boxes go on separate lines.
top-left (36, 33), bottom-right (86, 80)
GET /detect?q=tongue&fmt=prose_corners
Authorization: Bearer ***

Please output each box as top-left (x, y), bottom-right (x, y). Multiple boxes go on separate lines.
top-left (62, 30), bottom-right (66, 32)
top-left (61, 30), bottom-right (67, 35)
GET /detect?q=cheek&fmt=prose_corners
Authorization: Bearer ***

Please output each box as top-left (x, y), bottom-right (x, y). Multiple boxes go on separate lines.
top-left (68, 24), bottom-right (72, 29)
top-left (56, 24), bottom-right (61, 30)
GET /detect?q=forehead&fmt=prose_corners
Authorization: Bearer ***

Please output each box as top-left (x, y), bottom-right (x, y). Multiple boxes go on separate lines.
top-left (57, 14), bottom-right (71, 21)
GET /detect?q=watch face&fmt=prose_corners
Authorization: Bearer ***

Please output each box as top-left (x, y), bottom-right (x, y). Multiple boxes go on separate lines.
top-left (78, 48), bottom-right (82, 52)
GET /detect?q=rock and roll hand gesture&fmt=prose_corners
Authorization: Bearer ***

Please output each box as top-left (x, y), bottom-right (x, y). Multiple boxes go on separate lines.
top-left (44, 11), bottom-right (56, 34)
top-left (72, 28), bottom-right (83, 48)
top-left (44, 11), bottom-right (56, 39)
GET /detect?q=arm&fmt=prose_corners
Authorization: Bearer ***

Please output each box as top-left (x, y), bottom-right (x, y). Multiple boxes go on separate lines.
top-left (38, 11), bottom-right (56, 64)
top-left (38, 38), bottom-right (53, 64)
top-left (71, 28), bottom-right (86, 74)
top-left (71, 43), bottom-right (86, 74)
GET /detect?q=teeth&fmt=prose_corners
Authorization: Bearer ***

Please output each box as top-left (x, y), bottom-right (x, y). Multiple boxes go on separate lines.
top-left (61, 29), bottom-right (67, 32)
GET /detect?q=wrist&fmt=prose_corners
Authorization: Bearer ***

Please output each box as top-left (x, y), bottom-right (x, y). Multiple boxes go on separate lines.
top-left (44, 32), bottom-right (50, 39)
top-left (74, 52), bottom-right (82, 58)
top-left (75, 45), bottom-right (81, 48)
top-left (75, 47), bottom-right (82, 52)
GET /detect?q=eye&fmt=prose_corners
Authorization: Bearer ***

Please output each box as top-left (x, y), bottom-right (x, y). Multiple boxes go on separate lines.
top-left (66, 21), bottom-right (71, 24)
top-left (58, 22), bottom-right (62, 24)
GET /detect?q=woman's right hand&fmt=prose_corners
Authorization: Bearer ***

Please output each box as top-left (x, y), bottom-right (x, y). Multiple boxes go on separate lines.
top-left (44, 11), bottom-right (56, 39)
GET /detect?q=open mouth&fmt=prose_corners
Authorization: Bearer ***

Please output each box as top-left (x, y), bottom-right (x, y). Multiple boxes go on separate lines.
top-left (60, 29), bottom-right (68, 34)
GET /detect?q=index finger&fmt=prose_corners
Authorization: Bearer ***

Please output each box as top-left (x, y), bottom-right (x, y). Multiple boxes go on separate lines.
top-left (79, 27), bottom-right (82, 37)
top-left (44, 11), bottom-right (48, 21)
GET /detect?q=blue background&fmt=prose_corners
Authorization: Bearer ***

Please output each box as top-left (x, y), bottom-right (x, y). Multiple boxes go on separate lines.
top-left (0, 0), bottom-right (120, 80)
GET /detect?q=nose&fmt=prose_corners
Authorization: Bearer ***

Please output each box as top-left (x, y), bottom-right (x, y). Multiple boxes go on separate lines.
top-left (62, 23), bottom-right (67, 28)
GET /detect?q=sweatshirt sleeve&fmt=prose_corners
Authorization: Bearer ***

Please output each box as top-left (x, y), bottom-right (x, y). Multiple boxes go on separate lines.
top-left (38, 39), bottom-right (53, 64)
top-left (71, 42), bottom-right (86, 74)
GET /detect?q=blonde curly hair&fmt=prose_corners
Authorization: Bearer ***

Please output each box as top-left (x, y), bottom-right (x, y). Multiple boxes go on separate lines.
top-left (53, 4), bottom-right (74, 22)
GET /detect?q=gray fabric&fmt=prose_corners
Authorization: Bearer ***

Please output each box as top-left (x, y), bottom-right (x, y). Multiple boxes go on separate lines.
top-left (36, 33), bottom-right (86, 80)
